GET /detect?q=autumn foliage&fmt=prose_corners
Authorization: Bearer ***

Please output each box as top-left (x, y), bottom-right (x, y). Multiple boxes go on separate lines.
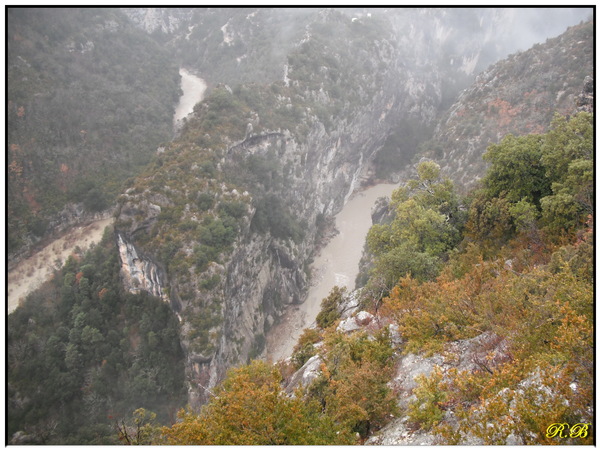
top-left (375, 113), bottom-right (594, 444)
top-left (161, 360), bottom-right (355, 445)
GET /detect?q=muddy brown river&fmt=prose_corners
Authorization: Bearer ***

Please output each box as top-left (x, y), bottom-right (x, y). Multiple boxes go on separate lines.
top-left (7, 68), bottom-right (207, 315)
top-left (7, 218), bottom-right (114, 313)
top-left (266, 183), bottom-right (398, 362)
top-left (174, 68), bottom-right (207, 126)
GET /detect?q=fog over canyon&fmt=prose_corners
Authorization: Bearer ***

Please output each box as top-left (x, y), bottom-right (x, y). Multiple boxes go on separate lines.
top-left (7, 7), bottom-right (593, 445)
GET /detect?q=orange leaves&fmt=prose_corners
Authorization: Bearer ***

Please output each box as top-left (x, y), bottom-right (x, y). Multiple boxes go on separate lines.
top-left (487, 98), bottom-right (522, 128)
top-left (550, 300), bottom-right (593, 372)
top-left (8, 160), bottom-right (23, 177)
top-left (381, 268), bottom-right (491, 354)
top-left (161, 360), bottom-right (351, 445)
top-left (8, 144), bottom-right (24, 180)
top-left (22, 186), bottom-right (40, 212)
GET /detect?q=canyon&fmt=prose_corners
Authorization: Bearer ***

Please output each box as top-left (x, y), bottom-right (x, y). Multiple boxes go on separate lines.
top-left (6, 8), bottom-right (593, 444)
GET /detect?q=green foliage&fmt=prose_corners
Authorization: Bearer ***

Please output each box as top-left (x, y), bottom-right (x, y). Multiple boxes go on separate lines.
top-left (539, 113), bottom-right (594, 236)
top-left (196, 192), bottom-right (215, 211)
top-left (291, 328), bottom-right (323, 369)
top-left (316, 286), bottom-right (345, 329)
top-left (309, 329), bottom-right (399, 439)
top-left (540, 113), bottom-right (593, 185)
top-left (7, 237), bottom-right (187, 444)
top-left (116, 408), bottom-right (162, 445)
top-left (408, 367), bottom-right (447, 430)
top-left (468, 112), bottom-right (593, 251)
top-left (483, 133), bottom-right (550, 206)
top-left (7, 8), bottom-right (181, 253)
top-left (381, 207), bottom-right (593, 443)
top-left (251, 194), bottom-right (305, 243)
top-left (465, 194), bottom-right (515, 251)
top-left (366, 161), bottom-right (464, 288)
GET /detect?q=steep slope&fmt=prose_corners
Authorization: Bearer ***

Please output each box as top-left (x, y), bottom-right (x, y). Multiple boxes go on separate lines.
top-left (424, 20), bottom-right (593, 188)
top-left (7, 8), bottom-right (593, 444)
top-left (113, 9), bottom-right (593, 406)
top-left (114, 9), bottom-right (439, 405)
top-left (7, 8), bottom-right (181, 258)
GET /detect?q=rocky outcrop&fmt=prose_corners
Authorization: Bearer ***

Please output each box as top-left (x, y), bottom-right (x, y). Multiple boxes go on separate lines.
top-left (576, 75), bottom-right (594, 113)
top-left (428, 20), bottom-right (593, 188)
top-left (367, 331), bottom-right (512, 445)
top-left (120, 7), bottom-right (193, 34)
top-left (116, 233), bottom-right (169, 303)
top-left (285, 355), bottom-right (323, 394)
top-left (113, 10), bottom-right (594, 409)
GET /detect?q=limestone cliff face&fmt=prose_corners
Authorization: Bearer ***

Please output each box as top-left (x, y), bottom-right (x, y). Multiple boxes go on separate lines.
top-left (116, 233), bottom-right (169, 303)
top-left (427, 20), bottom-right (593, 188)
top-left (114, 8), bottom-right (593, 407)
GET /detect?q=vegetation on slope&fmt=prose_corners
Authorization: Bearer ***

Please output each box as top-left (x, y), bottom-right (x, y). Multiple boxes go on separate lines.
top-left (134, 112), bottom-right (593, 445)
top-left (425, 20), bottom-right (593, 185)
top-left (7, 230), bottom-right (187, 444)
top-left (114, 11), bottom-right (402, 360)
top-left (7, 8), bottom-right (181, 254)
top-left (7, 8), bottom-right (593, 445)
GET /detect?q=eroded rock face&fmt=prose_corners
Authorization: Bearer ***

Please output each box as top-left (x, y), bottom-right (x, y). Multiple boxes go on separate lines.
top-left (116, 233), bottom-right (168, 302)
top-left (370, 331), bottom-right (512, 445)
top-left (576, 75), bottom-right (594, 113)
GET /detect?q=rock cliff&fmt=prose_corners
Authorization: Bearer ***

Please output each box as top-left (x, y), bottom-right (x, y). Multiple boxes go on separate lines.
top-left (114, 8), bottom-right (593, 406)
top-left (426, 20), bottom-right (593, 188)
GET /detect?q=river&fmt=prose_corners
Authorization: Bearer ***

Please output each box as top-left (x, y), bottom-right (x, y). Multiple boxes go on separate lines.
top-left (7, 68), bottom-right (207, 315)
top-left (266, 183), bottom-right (399, 362)
top-left (8, 68), bottom-right (394, 364)
top-left (7, 218), bottom-right (114, 313)
top-left (174, 68), bottom-right (207, 126)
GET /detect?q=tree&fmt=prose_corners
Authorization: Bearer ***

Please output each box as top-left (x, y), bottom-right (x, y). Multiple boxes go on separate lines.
top-left (316, 286), bottom-right (345, 329)
top-left (482, 134), bottom-right (550, 207)
top-left (366, 161), bottom-right (463, 286)
top-left (474, 113), bottom-right (593, 241)
top-left (539, 113), bottom-right (594, 236)
top-left (116, 408), bottom-right (162, 445)
top-left (309, 329), bottom-right (399, 439)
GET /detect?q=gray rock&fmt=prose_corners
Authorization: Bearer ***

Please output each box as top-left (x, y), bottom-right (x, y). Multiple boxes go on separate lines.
top-left (285, 355), bottom-right (322, 394)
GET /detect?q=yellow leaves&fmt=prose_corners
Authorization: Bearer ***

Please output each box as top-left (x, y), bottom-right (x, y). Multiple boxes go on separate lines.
top-left (162, 360), bottom-right (352, 445)
top-left (8, 160), bottom-right (23, 177)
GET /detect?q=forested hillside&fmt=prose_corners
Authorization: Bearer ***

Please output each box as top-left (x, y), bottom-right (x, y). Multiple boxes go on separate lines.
top-left (7, 8), bottom-right (181, 256)
top-left (99, 110), bottom-right (594, 446)
top-left (7, 8), bottom-right (593, 445)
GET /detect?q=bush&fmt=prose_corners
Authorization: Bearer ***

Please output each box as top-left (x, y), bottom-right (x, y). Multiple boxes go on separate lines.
top-left (316, 286), bottom-right (345, 329)
top-left (291, 328), bottom-right (322, 369)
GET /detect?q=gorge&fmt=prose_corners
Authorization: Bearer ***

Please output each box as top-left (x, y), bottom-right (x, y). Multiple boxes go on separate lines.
top-left (7, 7), bottom-right (593, 445)
top-left (7, 67), bottom-right (207, 314)
top-left (266, 183), bottom-right (398, 362)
